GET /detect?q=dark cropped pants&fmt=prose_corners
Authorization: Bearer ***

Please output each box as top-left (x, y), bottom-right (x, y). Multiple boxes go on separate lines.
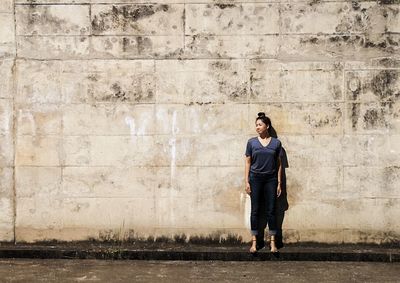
top-left (249, 172), bottom-right (278, 236)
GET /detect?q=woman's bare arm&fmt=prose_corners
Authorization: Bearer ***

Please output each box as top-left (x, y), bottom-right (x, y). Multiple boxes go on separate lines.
top-left (277, 156), bottom-right (282, 197)
top-left (245, 156), bottom-right (251, 194)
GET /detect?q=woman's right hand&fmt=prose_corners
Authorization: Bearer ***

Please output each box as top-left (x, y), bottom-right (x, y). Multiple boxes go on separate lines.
top-left (245, 182), bottom-right (251, 195)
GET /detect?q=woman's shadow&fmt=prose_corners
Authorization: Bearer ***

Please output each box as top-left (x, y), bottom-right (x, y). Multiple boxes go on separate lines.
top-left (256, 127), bottom-right (289, 250)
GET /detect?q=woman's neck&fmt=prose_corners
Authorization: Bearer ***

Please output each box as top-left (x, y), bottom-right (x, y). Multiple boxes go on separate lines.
top-left (259, 133), bottom-right (270, 139)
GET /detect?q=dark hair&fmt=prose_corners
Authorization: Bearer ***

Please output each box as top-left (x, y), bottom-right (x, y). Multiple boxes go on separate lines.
top-left (256, 112), bottom-right (272, 128)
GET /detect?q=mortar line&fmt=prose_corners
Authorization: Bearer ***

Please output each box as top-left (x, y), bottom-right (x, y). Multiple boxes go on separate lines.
top-left (152, 57), bottom-right (158, 223)
top-left (13, 2), bottom-right (284, 6)
top-left (60, 63), bottom-right (65, 205)
top-left (340, 58), bottom-right (346, 243)
top-left (17, 57), bottom-right (400, 65)
top-left (277, 0), bottom-right (282, 62)
top-left (14, 1), bottom-right (379, 5)
top-left (182, 3), bottom-right (186, 52)
top-left (13, 100), bottom-right (389, 105)
top-left (88, 2), bottom-right (92, 45)
top-left (15, 132), bottom-right (397, 137)
top-left (18, 32), bottom-right (389, 37)
top-left (12, 0), bottom-right (18, 244)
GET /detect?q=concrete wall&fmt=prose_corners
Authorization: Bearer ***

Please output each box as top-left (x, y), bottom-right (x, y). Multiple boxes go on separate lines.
top-left (0, 0), bottom-right (15, 242)
top-left (0, 0), bottom-right (399, 243)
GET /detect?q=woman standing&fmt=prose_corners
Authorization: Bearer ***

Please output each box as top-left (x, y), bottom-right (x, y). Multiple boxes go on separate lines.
top-left (245, 112), bottom-right (282, 253)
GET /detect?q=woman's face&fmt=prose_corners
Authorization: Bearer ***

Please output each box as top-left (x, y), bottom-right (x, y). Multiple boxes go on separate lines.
top-left (255, 119), bottom-right (269, 135)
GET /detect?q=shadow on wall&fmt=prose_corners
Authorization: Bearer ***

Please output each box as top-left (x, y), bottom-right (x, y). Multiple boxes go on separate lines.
top-left (256, 126), bottom-right (289, 248)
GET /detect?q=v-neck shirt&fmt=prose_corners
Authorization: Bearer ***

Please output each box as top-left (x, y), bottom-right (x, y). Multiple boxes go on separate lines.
top-left (245, 137), bottom-right (282, 175)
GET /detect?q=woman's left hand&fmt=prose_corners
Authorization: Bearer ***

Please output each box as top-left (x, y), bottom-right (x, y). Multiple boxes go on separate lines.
top-left (277, 183), bottom-right (282, 197)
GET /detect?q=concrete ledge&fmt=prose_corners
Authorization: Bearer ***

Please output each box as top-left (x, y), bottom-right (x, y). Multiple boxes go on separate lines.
top-left (0, 243), bottom-right (399, 262)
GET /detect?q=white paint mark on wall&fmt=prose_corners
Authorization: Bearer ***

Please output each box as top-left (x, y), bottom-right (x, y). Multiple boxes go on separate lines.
top-left (137, 115), bottom-right (148, 136)
top-left (125, 115), bottom-right (148, 138)
top-left (170, 110), bottom-right (178, 182)
top-left (168, 110), bottom-right (178, 224)
top-left (124, 116), bottom-right (136, 139)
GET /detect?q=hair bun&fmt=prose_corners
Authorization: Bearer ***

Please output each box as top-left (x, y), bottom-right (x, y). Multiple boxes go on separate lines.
top-left (257, 112), bottom-right (266, 117)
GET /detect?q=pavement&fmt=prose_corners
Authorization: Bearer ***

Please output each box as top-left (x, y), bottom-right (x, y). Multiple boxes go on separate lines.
top-left (0, 242), bottom-right (399, 262)
top-left (0, 259), bottom-right (399, 282)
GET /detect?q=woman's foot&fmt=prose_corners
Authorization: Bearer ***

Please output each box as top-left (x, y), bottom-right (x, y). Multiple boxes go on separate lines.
top-left (250, 239), bottom-right (257, 253)
top-left (270, 236), bottom-right (278, 253)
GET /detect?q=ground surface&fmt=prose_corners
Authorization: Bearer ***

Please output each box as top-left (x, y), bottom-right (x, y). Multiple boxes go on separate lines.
top-left (0, 259), bottom-right (399, 282)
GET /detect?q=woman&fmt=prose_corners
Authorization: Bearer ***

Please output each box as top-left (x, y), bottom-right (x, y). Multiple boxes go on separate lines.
top-left (245, 112), bottom-right (282, 253)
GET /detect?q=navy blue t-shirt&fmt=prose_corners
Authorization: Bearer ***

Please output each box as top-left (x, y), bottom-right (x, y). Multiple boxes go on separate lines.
top-left (245, 137), bottom-right (282, 175)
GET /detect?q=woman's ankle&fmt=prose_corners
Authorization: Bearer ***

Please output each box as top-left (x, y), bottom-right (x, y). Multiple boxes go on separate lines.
top-left (270, 235), bottom-right (278, 252)
top-left (250, 236), bottom-right (257, 253)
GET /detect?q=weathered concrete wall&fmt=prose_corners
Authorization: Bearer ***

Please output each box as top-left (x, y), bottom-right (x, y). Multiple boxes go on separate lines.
top-left (0, 0), bottom-right (15, 242)
top-left (1, 0), bottom-right (399, 243)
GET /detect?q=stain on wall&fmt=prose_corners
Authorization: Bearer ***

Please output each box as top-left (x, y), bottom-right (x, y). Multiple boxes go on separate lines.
top-left (371, 70), bottom-right (399, 101)
top-left (91, 4), bottom-right (177, 35)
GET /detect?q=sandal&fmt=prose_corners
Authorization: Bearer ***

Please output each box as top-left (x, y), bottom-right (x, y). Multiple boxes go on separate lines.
top-left (250, 239), bottom-right (257, 253)
top-left (270, 238), bottom-right (278, 253)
